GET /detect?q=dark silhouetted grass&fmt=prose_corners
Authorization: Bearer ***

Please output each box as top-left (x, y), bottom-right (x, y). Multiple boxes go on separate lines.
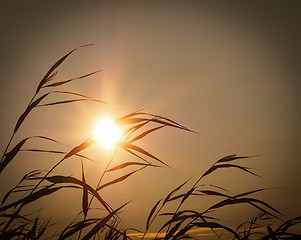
top-left (0, 46), bottom-right (300, 239)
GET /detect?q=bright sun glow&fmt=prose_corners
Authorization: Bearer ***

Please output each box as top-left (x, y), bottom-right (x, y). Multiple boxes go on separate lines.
top-left (93, 118), bottom-right (121, 149)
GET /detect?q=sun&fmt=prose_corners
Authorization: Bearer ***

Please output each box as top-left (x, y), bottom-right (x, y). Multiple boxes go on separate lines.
top-left (93, 117), bottom-right (121, 149)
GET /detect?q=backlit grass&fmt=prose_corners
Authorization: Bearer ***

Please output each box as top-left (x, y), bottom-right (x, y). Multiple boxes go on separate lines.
top-left (0, 45), bottom-right (300, 239)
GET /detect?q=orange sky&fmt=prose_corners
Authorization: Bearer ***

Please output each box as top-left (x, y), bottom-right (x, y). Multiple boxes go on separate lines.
top-left (0, 1), bottom-right (300, 236)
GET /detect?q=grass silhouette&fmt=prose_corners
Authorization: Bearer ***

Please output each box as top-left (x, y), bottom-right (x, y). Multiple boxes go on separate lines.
top-left (0, 46), bottom-right (300, 239)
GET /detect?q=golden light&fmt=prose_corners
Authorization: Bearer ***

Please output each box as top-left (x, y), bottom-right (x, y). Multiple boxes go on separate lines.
top-left (93, 117), bottom-right (121, 149)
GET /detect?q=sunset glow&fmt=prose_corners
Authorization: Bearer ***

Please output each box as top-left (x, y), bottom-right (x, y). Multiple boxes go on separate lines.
top-left (1, 2), bottom-right (300, 239)
top-left (93, 118), bottom-right (121, 148)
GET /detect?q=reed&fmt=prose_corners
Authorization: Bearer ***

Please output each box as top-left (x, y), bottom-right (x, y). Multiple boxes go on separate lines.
top-left (0, 46), bottom-right (300, 239)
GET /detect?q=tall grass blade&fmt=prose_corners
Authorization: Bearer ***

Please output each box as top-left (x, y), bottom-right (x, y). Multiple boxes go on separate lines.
top-left (181, 187), bottom-right (196, 205)
top-left (122, 148), bottom-right (152, 165)
top-left (192, 222), bottom-right (241, 239)
top-left (97, 167), bottom-right (146, 191)
top-left (51, 90), bottom-right (107, 103)
top-left (81, 159), bottom-right (88, 217)
top-left (203, 164), bottom-right (259, 178)
top-left (116, 114), bottom-right (194, 133)
top-left (272, 216), bottom-right (301, 238)
top-left (151, 118), bottom-right (193, 132)
top-left (163, 179), bottom-right (191, 205)
top-left (197, 190), bottom-right (230, 198)
top-left (144, 112), bottom-right (194, 132)
top-left (266, 226), bottom-right (277, 240)
top-left (166, 193), bottom-right (202, 202)
top-left (116, 112), bottom-right (194, 132)
top-left (32, 135), bottom-right (67, 146)
top-left (1, 135), bottom-right (67, 176)
top-left (28, 217), bottom-right (38, 239)
top-left (20, 149), bottom-right (94, 162)
top-left (119, 142), bottom-right (170, 168)
top-left (0, 186), bottom-right (61, 212)
top-left (128, 126), bottom-right (165, 143)
top-left (173, 224), bottom-right (194, 239)
top-left (207, 197), bottom-right (281, 215)
top-left (165, 220), bottom-right (184, 239)
top-left (115, 117), bottom-right (147, 126)
top-left (35, 44), bottom-right (95, 94)
top-left (44, 69), bottom-right (105, 88)
top-left (123, 120), bottom-right (151, 139)
top-left (106, 162), bottom-right (161, 172)
top-left (41, 175), bottom-right (113, 214)
top-left (45, 71), bottom-right (58, 84)
top-left (0, 138), bottom-right (29, 174)
top-left (36, 218), bottom-right (52, 239)
top-left (114, 111), bottom-right (144, 124)
top-left (0, 225), bottom-right (26, 239)
top-left (0, 213), bottom-right (33, 223)
top-left (146, 199), bottom-right (162, 230)
top-left (81, 202), bottom-right (130, 240)
top-left (63, 139), bottom-right (94, 160)
top-left (59, 219), bottom-right (98, 239)
top-left (38, 99), bottom-right (103, 107)
top-left (233, 188), bottom-right (266, 198)
top-left (217, 155), bottom-right (253, 163)
top-left (159, 211), bottom-right (219, 223)
top-left (14, 93), bottom-right (49, 133)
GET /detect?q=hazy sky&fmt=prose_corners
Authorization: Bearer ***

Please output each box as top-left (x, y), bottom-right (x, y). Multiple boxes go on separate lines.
top-left (0, 0), bottom-right (300, 235)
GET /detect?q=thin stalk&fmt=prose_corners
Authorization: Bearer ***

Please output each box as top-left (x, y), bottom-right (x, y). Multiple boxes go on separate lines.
top-left (3, 137), bottom-right (94, 233)
top-left (1, 92), bottom-right (37, 163)
top-left (0, 133), bottom-right (15, 162)
top-left (77, 147), bottom-right (119, 239)
top-left (142, 204), bottom-right (164, 240)
top-left (157, 173), bottom-right (206, 238)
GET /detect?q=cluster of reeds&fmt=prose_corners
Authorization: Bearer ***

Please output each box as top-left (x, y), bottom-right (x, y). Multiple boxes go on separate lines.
top-left (0, 45), bottom-right (300, 239)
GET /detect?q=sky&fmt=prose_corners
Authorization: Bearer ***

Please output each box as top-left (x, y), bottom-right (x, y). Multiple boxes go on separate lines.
top-left (0, 0), bottom-right (300, 237)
